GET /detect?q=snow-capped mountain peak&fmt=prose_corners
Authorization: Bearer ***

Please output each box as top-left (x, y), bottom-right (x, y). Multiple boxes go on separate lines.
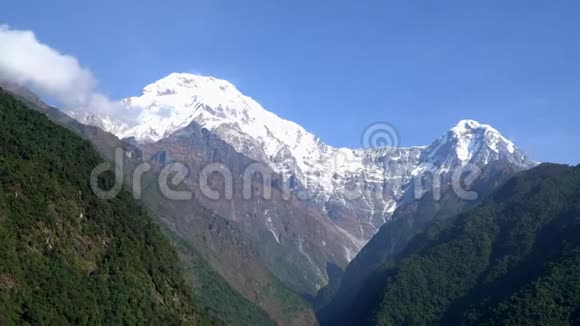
top-left (451, 119), bottom-right (515, 155)
top-left (119, 73), bottom-right (267, 142)
top-left (117, 73), bottom-right (313, 157)
top-left (71, 73), bottom-right (535, 245)
top-left (451, 119), bottom-right (482, 131)
top-left (112, 73), bottom-right (338, 189)
top-left (421, 120), bottom-right (533, 176)
top-left (137, 73), bottom-right (249, 111)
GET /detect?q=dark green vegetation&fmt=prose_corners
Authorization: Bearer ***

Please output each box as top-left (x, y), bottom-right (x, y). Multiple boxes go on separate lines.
top-left (324, 163), bottom-right (580, 325)
top-left (1, 85), bottom-right (303, 325)
top-left (164, 230), bottom-right (276, 326)
top-left (317, 160), bottom-right (521, 320)
top-left (0, 89), bottom-right (217, 325)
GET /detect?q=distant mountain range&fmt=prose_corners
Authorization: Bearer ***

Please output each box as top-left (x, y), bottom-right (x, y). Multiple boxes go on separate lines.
top-left (71, 73), bottom-right (535, 292)
top-left (6, 73), bottom-right (572, 326)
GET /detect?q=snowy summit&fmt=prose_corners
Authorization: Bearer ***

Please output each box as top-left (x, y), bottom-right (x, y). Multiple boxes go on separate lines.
top-left (72, 72), bottom-right (535, 243)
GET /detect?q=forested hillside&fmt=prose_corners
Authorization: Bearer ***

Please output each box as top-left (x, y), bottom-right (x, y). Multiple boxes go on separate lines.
top-left (317, 160), bottom-right (522, 318)
top-left (0, 84), bottom-right (305, 326)
top-left (0, 89), bottom-right (217, 325)
top-left (324, 163), bottom-right (580, 325)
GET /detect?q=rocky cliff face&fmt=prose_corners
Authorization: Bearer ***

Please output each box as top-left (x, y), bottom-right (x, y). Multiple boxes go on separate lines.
top-left (139, 121), bottom-right (361, 294)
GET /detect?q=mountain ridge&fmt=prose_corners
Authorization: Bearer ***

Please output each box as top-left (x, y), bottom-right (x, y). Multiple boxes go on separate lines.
top-left (8, 74), bottom-right (536, 301)
top-left (321, 163), bottom-right (580, 325)
top-left (73, 73), bottom-right (535, 246)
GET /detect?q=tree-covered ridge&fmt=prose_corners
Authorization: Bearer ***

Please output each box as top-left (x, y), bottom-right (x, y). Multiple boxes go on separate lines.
top-left (0, 89), bottom-right (217, 325)
top-left (3, 85), bottom-right (307, 325)
top-left (316, 160), bottom-right (521, 323)
top-left (361, 163), bottom-right (580, 325)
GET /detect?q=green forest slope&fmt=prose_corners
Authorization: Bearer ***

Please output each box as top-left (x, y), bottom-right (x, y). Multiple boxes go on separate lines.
top-left (327, 163), bottom-right (580, 325)
top-left (0, 89), bottom-right (217, 325)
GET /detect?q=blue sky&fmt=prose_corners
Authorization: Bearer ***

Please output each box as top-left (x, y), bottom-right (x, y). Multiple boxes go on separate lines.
top-left (2, 0), bottom-right (580, 163)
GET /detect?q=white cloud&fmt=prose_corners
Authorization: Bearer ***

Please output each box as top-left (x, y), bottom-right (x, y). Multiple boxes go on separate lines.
top-left (0, 25), bottom-right (123, 117)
